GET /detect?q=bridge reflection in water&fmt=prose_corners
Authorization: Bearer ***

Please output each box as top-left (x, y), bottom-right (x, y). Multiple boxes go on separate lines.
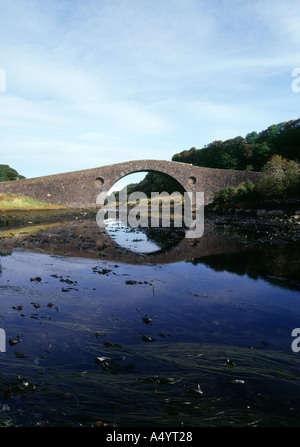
top-left (0, 216), bottom-right (246, 265)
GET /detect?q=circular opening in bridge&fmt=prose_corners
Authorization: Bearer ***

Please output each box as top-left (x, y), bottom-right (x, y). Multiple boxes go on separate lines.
top-left (103, 171), bottom-right (186, 254)
top-left (94, 177), bottom-right (104, 187)
top-left (188, 176), bottom-right (196, 185)
top-left (107, 171), bottom-right (185, 207)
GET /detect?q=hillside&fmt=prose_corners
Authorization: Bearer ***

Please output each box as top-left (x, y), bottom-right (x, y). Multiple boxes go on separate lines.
top-left (128, 119), bottom-right (300, 207)
top-left (172, 118), bottom-right (300, 171)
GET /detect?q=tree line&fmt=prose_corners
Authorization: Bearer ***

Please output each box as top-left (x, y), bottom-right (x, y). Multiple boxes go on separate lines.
top-left (172, 118), bottom-right (300, 172)
top-left (136, 118), bottom-right (300, 203)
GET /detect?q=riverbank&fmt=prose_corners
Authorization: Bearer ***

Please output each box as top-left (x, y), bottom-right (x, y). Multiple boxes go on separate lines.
top-left (0, 208), bottom-right (96, 228)
top-left (0, 193), bottom-right (69, 210)
top-left (0, 191), bottom-right (299, 247)
top-left (1, 209), bottom-right (299, 244)
top-left (204, 198), bottom-right (300, 244)
top-left (210, 213), bottom-right (300, 245)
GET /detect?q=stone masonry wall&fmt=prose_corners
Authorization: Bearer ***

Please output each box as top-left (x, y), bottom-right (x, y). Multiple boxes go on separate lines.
top-left (0, 160), bottom-right (262, 208)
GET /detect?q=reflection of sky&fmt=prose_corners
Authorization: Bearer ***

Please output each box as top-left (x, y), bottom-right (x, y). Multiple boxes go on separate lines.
top-left (1, 247), bottom-right (300, 426)
top-left (1, 249), bottom-right (300, 352)
top-left (105, 219), bottom-right (160, 254)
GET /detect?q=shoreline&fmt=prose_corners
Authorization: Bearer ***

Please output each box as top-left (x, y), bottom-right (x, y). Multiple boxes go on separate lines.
top-left (0, 208), bottom-right (96, 228)
top-left (0, 206), bottom-right (299, 246)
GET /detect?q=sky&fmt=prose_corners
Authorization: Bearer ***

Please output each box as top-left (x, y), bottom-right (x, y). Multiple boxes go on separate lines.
top-left (0, 0), bottom-right (299, 183)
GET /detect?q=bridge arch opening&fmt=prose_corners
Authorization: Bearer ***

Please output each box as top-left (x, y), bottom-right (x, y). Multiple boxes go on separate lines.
top-left (102, 170), bottom-right (187, 254)
top-left (107, 169), bottom-right (186, 199)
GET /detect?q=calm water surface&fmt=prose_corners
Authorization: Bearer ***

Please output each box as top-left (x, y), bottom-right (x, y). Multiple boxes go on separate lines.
top-left (0, 218), bottom-right (299, 427)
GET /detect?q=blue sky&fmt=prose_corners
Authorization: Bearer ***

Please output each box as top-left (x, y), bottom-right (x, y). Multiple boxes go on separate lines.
top-left (0, 0), bottom-right (299, 181)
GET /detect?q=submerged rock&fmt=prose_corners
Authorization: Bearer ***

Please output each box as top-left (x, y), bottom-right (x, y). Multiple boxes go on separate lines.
top-left (189, 384), bottom-right (204, 395)
top-left (142, 335), bottom-right (156, 342)
top-left (30, 277), bottom-right (42, 282)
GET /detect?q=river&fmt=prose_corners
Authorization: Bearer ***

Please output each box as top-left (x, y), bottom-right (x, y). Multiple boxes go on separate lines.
top-left (0, 214), bottom-right (299, 427)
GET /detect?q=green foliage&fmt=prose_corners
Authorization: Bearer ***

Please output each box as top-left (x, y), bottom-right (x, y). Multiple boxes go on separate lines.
top-left (245, 131), bottom-right (259, 144)
top-left (213, 155), bottom-right (300, 204)
top-left (129, 171), bottom-right (185, 196)
top-left (214, 181), bottom-right (256, 204)
top-left (256, 155), bottom-right (300, 198)
top-left (172, 118), bottom-right (300, 171)
top-left (111, 183), bottom-right (138, 202)
top-left (0, 193), bottom-right (65, 209)
top-left (0, 164), bottom-right (25, 182)
top-left (124, 118), bottom-right (300, 198)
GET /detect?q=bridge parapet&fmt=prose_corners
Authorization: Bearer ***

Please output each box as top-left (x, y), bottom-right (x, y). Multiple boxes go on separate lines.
top-left (0, 160), bottom-right (261, 208)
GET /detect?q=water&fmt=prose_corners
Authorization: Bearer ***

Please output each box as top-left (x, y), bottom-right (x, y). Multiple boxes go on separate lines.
top-left (0, 217), bottom-right (299, 427)
top-left (105, 218), bottom-right (162, 253)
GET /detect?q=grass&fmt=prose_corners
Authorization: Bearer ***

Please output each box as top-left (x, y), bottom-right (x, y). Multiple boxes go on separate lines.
top-left (107, 195), bottom-right (185, 220)
top-left (0, 193), bottom-right (67, 210)
top-left (0, 222), bottom-right (62, 239)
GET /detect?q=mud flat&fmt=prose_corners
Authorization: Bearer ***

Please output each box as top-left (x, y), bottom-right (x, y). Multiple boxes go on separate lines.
top-left (0, 208), bottom-right (96, 228)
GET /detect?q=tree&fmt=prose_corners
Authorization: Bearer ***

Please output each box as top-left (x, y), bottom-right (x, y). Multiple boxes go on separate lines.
top-left (171, 118), bottom-right (300, 171)
top-left (0, 164), bottom-right (25, 182)
top-left (245, 131), bottom-right (258, 144)
top-left (256, 155), bottom-right (300, 198)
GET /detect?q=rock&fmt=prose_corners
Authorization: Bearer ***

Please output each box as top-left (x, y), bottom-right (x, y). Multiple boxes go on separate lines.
top-left (257, 209), bottom-right (268, 216)
top-left (268, 210), bottom-right (284, 216)
top-left (224, 359), bottom-right (236, 367)
top-left (142, 317), bottom-right (152, 325)
top-left (9, 338), bottom-right (22, 346)
top-left (190, 384), bottom-right (203, 394)
top-left (94, 420), bottom-right (109, 427)
top-left (95, 356), bottom-right (111, 363)
top-left (31, 302), bottom-right (40, 309)
top-left (142, 335), bottom-right (156, 342)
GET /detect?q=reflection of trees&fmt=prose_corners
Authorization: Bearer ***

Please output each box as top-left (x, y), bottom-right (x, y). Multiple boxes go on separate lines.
top-left (192, 244), bottom-right (300, 291)
top-left (142, 227), bottom-right (186, 252)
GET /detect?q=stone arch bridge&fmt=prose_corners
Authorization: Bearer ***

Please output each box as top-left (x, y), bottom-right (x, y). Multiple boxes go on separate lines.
top-left (0, 159), bottom-right (261, 208)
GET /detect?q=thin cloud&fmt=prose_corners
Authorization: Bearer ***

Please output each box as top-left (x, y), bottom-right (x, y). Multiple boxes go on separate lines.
top-left (0, 0), bottom-right (299, 178)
